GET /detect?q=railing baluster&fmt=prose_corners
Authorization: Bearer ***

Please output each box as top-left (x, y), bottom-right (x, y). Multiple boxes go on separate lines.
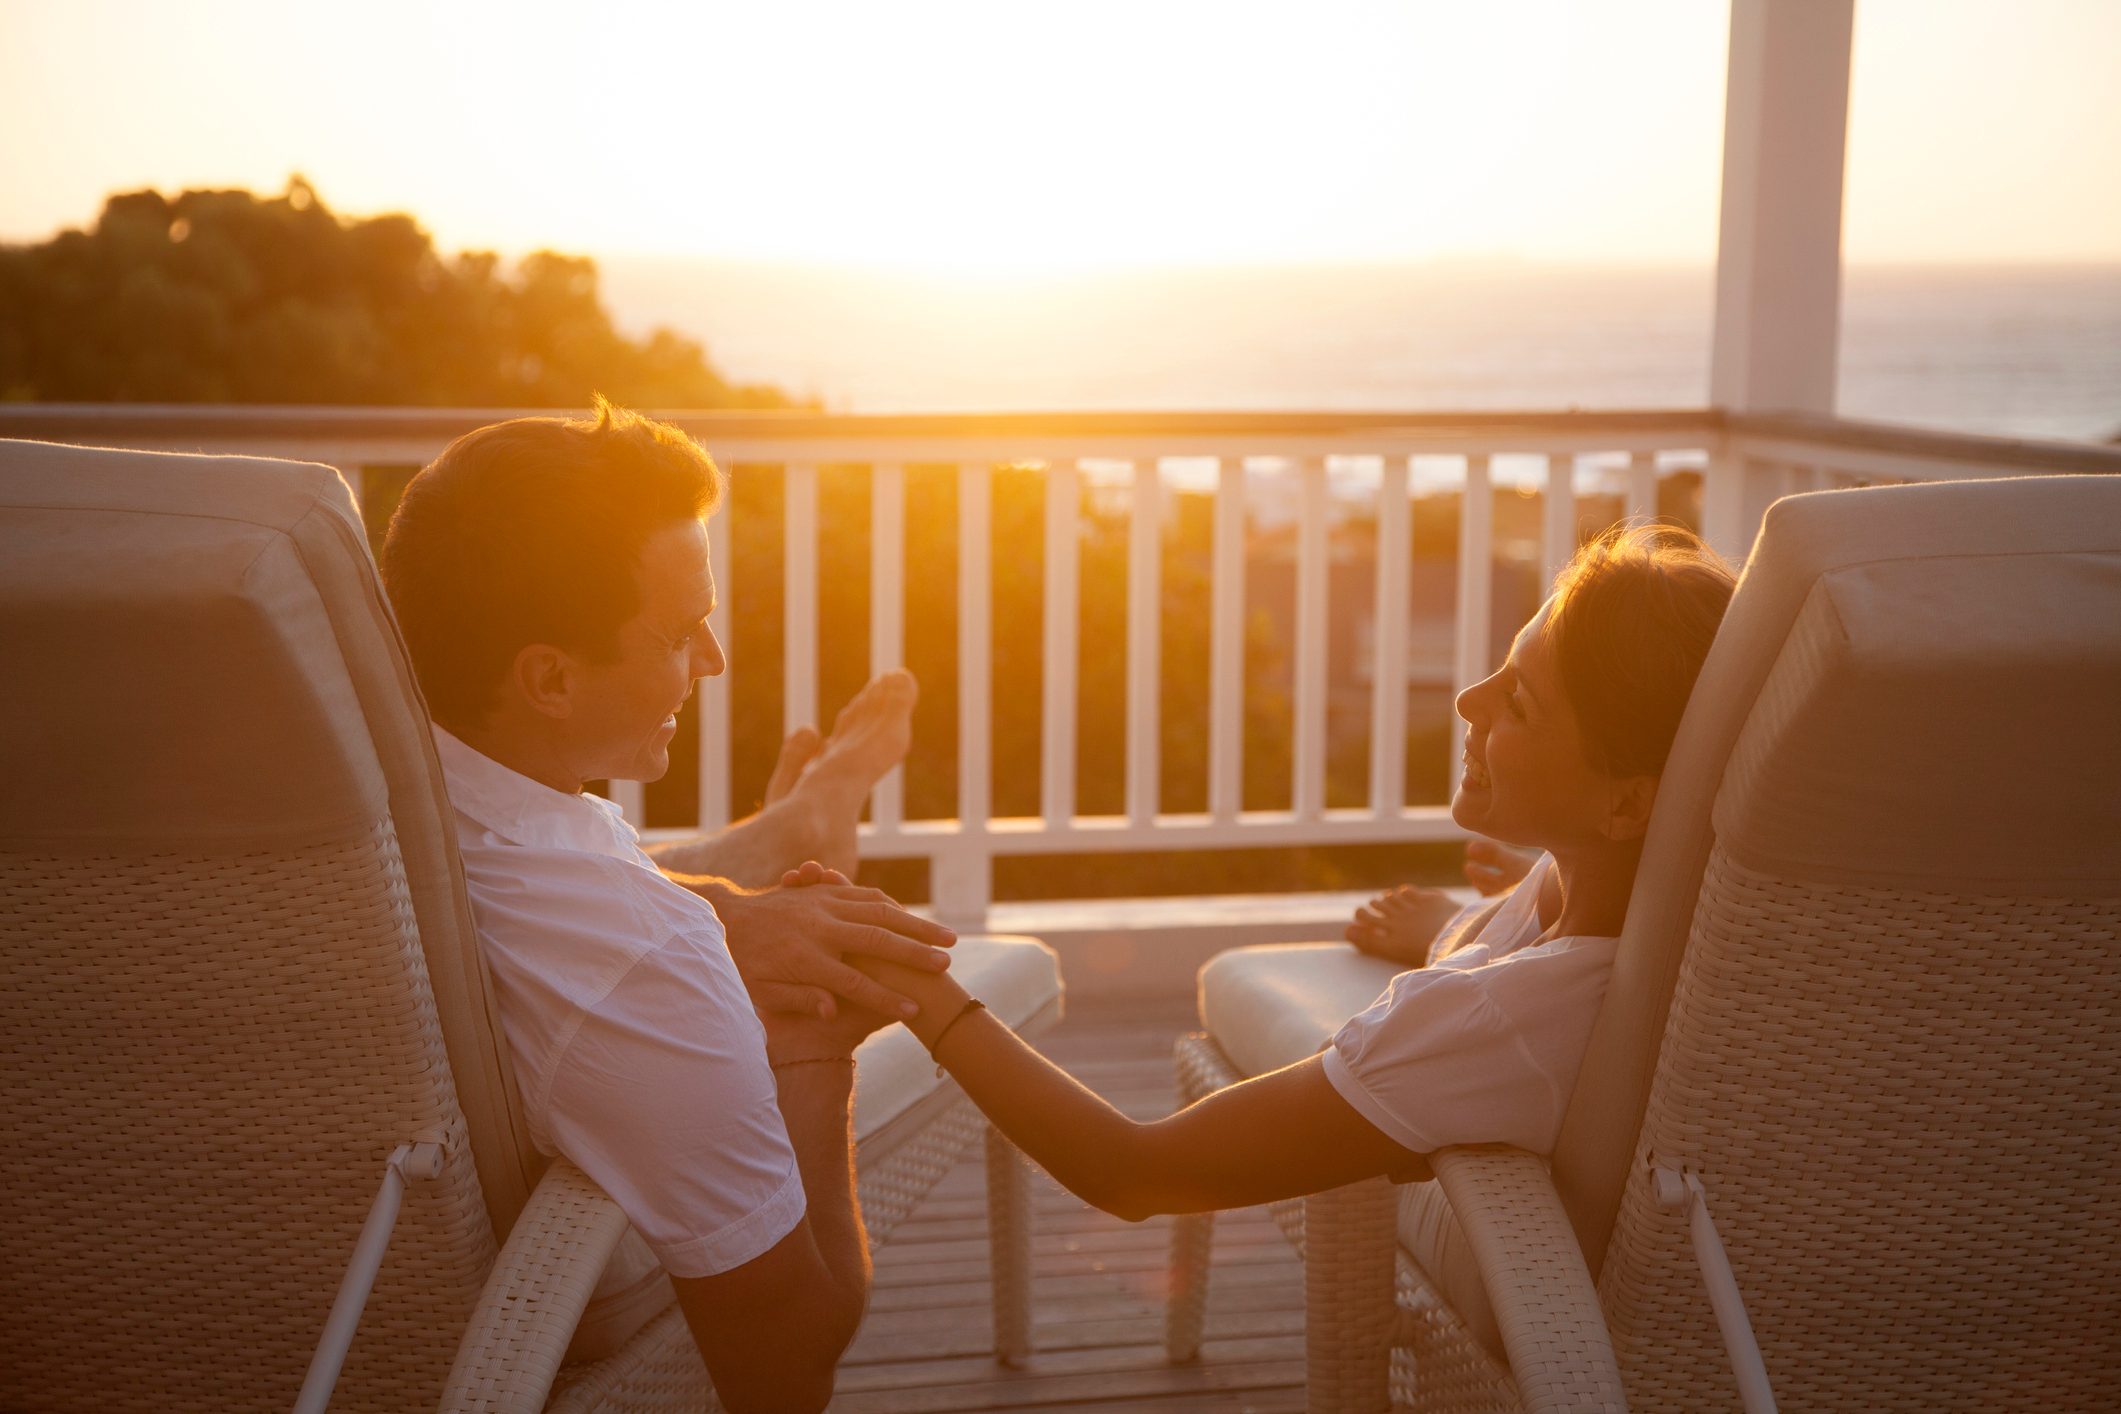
top-left (1209, 459), bottom-right (1246, 822)
top-left (609, 777), bottom-right (645, 824)
top-left (698, 504), bottom-right (733, 832)
top-left (1293, 458), bottom-right (1329, 821)
top-left (869, 462), bottom-right (905, 830)
top-left (1452, 454), bottom-right (1494, 797)
top-left (1041, 460), bottom-right (1080, 829)
top-left (1126, 459), bottom-right (1162, 826)
top-left (783, 462), bottom-right (818, 738)
top-left (1369, 458), bottom-right (1410, 817)
top-left (1542, 450), bottom-right (1577, 589)
top-left (955, 462), bottom-right (993, 903)
top-left (1626, 450), bottom-right (1659, 524)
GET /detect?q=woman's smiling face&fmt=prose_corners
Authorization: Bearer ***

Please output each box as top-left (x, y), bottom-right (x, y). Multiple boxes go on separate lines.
top-left (1451, 601), bottom-right (1624, 854)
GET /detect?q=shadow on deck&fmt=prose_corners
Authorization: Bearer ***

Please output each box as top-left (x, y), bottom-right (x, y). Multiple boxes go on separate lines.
top-left (834, 997), bottom-right (1307, 1413)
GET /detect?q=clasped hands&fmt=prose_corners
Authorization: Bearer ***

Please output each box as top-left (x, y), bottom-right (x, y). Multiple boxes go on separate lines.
top-left (701, 861), bottom-right (956, 1063)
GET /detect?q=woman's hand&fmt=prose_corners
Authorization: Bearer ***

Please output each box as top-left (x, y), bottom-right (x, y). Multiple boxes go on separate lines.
top-left (1346, 884), bottom-right (1460, 967)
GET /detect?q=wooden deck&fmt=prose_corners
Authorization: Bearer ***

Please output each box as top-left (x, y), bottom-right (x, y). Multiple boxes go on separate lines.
top-left (831, 997), bottom-right (1308, 1413)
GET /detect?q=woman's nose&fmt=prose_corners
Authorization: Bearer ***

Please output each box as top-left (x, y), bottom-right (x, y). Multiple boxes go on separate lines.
top-left (1455, 673), bottom-right (1493, 727)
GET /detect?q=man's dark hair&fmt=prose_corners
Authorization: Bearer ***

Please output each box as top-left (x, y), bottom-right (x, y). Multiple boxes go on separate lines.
top-left (381, 398), bottom-right (724, 730)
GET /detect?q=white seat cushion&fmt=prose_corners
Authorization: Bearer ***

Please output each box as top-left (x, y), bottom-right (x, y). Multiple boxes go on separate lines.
top-left (1198, 942), bottom-right (1400, 1077)
top-left (1199, 941), bottom-right (1502, 1358)
top-left (856, 933), bottom-right (1061, 1139)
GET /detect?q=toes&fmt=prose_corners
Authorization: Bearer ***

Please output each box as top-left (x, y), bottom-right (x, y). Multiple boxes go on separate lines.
top-left (764, 725), bottom-right (822, 803)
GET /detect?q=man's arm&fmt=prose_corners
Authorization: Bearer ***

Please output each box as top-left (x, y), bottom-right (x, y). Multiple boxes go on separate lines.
top-left (670, 1008), bottom-right (885, 1414)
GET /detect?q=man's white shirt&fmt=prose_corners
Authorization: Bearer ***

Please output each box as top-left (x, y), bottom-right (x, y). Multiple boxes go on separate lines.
top-left (433, 725), bottom-right (804, 1279)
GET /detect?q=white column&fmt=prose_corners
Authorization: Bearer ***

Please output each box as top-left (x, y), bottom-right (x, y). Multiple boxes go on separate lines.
top-left (1708, 0), bottom-right (1854, 562)
top-left (1710, 0), bottom-right (1854, 414)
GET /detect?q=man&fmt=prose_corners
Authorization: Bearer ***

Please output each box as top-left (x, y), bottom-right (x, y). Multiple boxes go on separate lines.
top-left (381, 399), bottom-right (943, 1412)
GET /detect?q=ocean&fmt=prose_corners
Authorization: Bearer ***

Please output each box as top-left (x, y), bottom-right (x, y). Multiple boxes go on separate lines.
top-left (598, 258), bottom-right (2121, 445)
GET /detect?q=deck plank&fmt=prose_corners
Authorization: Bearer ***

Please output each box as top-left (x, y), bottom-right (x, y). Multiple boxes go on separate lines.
top-left (830, 998), bottom-right (1307, 1412)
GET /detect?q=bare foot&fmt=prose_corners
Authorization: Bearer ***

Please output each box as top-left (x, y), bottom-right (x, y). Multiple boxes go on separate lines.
top-left (1463, 838), bottom-right (1537, 897)
top-left (802, 668), bottom-right (917, 816)
top-left (647, 674), bottom-right (919, 888)
top-left (1345, 885), bottom-right (1462, 968)
top-left (763, 726), bottom-right (822, 805)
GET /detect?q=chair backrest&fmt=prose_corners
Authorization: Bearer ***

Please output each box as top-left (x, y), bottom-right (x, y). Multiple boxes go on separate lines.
top-left (0, 440), bottom-right (540, 1410)
top-left (1556, 475), bottom-right (2121, 1407)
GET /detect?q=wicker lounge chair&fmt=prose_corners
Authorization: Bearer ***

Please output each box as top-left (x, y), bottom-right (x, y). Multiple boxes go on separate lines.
top-left (0, 438), bottom-right (1061, 1412)
top-left (1167, 475), bottom-right (2121, 1411)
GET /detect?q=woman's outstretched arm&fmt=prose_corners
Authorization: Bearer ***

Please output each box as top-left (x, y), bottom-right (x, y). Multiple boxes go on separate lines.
top-left (855, 956), bottom-right (1428, 1222)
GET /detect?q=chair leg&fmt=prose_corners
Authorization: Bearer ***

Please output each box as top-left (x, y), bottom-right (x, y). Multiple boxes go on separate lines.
top-left (985, 1122), bottom-right (1033, 1365)
top-left (1165, 1208), bottom-right (1217, 1362)
top-left (1166, 1032), bottom-right (1233, 1363)
top-left (1303, 1176), bottom-right (1399, 1414)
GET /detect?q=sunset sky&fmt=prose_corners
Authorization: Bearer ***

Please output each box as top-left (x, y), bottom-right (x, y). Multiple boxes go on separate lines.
top-left (3, 0), bottom-right (2117, 272)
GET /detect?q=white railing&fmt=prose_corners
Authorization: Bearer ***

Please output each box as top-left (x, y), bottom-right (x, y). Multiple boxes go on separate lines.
top-left (9, 404), bottom-right (2114, 928)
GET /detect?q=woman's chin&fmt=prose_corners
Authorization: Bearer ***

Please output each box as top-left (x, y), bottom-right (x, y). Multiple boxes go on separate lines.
top-left (1448, 787), bottom-right (1486, 832)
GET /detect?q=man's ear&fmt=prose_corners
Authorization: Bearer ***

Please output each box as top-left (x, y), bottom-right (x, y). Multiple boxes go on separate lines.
top-left (1603, 773), bottom-right (1659, 843)
top-left (511, 643), bottom-right (577, 721)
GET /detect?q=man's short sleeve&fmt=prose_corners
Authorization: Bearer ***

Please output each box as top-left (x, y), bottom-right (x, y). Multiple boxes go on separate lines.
top-left (541, 934), bottom-right (806, 1279)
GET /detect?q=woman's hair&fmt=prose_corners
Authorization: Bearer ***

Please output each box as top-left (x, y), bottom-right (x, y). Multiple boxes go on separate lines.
top-left (381, 398), bottom-right (724, 730)
top-left (1545, 522), bottom-right (1737, 779)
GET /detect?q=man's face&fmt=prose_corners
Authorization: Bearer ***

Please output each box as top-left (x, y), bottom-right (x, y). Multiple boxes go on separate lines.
top-left (566, 518), bottom-right (725, 784)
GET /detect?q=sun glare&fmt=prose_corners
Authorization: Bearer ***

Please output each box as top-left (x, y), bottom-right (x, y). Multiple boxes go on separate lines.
top-left (1, 0), bottom-right (2116, 271)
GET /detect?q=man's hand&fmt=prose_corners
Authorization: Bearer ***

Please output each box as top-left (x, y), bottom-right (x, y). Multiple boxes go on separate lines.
top-left (694, 870), bottom-right (955, 1021)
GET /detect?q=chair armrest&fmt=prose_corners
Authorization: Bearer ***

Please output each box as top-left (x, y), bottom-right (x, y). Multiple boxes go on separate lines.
top-left (1430, 1146), bottom-right (1628, 1413)
top-left (437, 1157), bottom-right (634, 1414)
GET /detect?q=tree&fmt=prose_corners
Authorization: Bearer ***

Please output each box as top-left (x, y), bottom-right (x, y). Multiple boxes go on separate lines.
top-left (0, 178), bottom-right (798, 408)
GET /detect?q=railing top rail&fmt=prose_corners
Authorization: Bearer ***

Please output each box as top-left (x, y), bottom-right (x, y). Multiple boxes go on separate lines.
top-left (0, 402), bottom-right (1726, 446)
top-left (1730, 409), bottom-right (2121, 476)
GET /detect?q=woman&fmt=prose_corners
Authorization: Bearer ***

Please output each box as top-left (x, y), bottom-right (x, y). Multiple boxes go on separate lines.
top-left (846, 523), bottom-right (1735, 1219)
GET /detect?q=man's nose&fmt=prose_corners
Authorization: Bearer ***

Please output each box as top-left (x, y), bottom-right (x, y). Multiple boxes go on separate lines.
top-left (693, 627), bottom-right (727, 680)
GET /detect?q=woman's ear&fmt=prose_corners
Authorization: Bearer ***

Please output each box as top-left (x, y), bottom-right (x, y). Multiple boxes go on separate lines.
top-left (1603, 773), bottom-right (1659, 843)
top-left (511, 643), bottom-right (576, 721)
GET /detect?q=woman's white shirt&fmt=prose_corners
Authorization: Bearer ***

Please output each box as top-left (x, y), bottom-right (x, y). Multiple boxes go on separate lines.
top-left (1321, 855), bottom-right (1617, 1155)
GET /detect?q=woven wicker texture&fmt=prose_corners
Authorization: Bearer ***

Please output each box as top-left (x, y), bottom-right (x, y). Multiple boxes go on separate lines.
top-left (0, 827), bottom-right (495, 1412)
top-left (443, 1157), bottom-right (635, 1411)
top-left (1170, 1034), bottom-right (1543, 1414)
top-left (1429, 1150), bottom-right (1623, 1412)
top-left (1600, 845), bottom-right (2121, 1410)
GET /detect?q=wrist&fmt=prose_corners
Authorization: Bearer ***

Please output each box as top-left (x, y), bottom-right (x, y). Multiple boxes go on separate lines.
top-left (905, 975), bottom-right (975, 1048)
